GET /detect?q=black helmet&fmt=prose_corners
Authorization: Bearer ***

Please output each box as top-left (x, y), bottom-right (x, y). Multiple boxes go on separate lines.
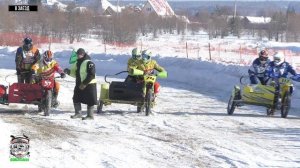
top-left (23, 37), bottom-right (33, 52)
top-left (76, 48), bottom-right (85, 56)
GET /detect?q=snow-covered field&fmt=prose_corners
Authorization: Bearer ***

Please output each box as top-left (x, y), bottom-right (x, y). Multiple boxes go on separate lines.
top-left (0, 38), bottom-right (300, 168)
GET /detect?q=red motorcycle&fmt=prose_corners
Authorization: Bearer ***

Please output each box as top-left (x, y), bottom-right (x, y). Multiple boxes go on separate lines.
top-left (0, 75), bottom-right (59, 116)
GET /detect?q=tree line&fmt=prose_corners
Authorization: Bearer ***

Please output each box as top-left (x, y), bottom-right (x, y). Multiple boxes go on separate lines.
top-left (0, 1), bottom-right (299, 44)
top-left (0, 1), bottom-right (187, 45)
top-left (192, 5), bottom-right (300, 42)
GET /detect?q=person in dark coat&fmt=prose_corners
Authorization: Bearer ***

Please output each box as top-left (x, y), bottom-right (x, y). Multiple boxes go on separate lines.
top-left (15, 37), bottom-right (40, 83)
top-left (64, 48), bottom-right (97, 120)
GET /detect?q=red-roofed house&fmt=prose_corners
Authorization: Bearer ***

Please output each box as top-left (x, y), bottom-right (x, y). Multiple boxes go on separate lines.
top-left (141, 0), bottom-right (175, 16)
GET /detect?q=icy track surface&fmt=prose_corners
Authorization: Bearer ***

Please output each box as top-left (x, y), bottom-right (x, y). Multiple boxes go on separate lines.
top-left (0, 47), bottom-right (300, 168)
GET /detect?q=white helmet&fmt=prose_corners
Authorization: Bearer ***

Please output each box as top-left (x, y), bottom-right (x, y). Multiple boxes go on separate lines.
top-left (273, 52), bottom-right (284, 66)
top-left (141, 49), bottom-right (152, 63)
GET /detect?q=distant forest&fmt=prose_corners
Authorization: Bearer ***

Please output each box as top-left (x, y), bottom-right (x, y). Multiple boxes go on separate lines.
top-left (0, 0), bottom-right (300, 44)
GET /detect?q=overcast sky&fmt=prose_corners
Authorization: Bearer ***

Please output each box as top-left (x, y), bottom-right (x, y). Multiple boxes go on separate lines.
top-left (167, 0), bottom-right (300, 1)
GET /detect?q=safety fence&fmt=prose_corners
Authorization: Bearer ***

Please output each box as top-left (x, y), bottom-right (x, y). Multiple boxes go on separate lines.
top-left (1, 32), bottom-right (300, 71)
top-left (131, 41), bottom-right (300, 71)
top-left (0, 32), bottom-right (61, 47)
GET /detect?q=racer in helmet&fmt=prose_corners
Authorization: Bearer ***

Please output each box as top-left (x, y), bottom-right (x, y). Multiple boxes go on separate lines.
top-left (248, 49), bottom-right (270, 85)
top-left (266, 52), bottom-right (297, 78)
top-left (15, 37), bottom-right (40, 83)
top-left (138, 49), bottom-right (166, 95)
top-left (125, 48), bottom-right (143, 82)
top-left (265, 51), bottom-right (299, 115)
top-left (31, 50), bottom-right (66, 108)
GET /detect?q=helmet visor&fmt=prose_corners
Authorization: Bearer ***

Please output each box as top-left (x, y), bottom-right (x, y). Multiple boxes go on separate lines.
top-left (44, 54), bottom-right (52, 62)
top-left (259, 56), bottom-right (268, 61)
top-left (23, 44), bottom-right (32, 51)
top-left (142, 54), bottom-right (150, 62)
top-left (274, 57), bottom-right (281, 63)
top-left (133, 54), bottom-right (142, 60)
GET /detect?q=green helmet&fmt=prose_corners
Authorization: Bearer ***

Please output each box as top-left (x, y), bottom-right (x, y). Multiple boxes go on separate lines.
top-left (132, 48), bottom-right (141, 60)
top-left (142, 49), bottom-right (152, 63)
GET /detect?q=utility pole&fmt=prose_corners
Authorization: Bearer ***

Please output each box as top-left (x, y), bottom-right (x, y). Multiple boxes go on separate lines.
top-left (234, 0), bottom-right (237, 19)
top-left (117, 0), bottom-right (119, 15)
top-left (233, 0), bottom-right (237, 36)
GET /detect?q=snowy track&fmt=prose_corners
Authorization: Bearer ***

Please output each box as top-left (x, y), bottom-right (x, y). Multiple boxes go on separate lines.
top-left (0, 76), bottom-right (300, 167)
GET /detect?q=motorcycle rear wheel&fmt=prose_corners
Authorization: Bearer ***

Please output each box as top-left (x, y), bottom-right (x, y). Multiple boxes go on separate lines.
top-left (227, 95), bottom-right (236, 115)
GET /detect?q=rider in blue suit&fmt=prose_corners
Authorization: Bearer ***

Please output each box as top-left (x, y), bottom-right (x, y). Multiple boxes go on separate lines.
top-left (248, 50), bottom-right (270, 85)
top-left (265, 52), bottom-right (299, 114)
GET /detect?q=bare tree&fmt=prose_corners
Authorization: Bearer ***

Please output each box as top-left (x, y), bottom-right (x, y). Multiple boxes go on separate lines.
top-left (228, 15), bottom-right (243, 38)
top-left (0, 1), bottom-right (16, 32)
top-left (269, 11), bottom-right (287, 42)
top-left (286, 14), bottom-right (300, 42)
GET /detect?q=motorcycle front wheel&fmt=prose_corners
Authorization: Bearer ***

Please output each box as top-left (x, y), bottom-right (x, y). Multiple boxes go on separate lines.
top-left (145, 88), bottom-right (153, 116)
top-left (281, 92), bottom-right (291, 118)
top-left (44, 90), bottom-right (52, 116)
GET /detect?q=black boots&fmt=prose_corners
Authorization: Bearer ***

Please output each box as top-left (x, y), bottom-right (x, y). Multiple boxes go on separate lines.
top-left (70, 103), bottom-right (82, 119)
top-left (82, 106), bottom-right (94, 120)
top-left (71, 103), bottom-right (94, 120)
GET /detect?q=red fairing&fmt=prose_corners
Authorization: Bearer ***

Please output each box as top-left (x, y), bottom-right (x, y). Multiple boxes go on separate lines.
top-left (41, 78), bottom-right (55, 90)
top-left (154, 82), bottom-right (160, 94)
top-left (0, 85), bottom-right (6, 98)
top-left (8, 83), bottom-right (43, 103)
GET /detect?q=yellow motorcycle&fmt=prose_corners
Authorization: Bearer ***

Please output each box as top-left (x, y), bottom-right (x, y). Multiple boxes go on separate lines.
top-left (227, 75), bottom-right (299, 118)
top-left (97, 69), bottom-right (167, 116)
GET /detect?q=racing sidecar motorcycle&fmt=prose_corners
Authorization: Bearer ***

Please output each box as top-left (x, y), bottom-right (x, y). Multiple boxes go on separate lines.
top-left (0, 75), bottom-right (60, 116)
top-left (227, 75), bottom-right (300, 118)
top-left (97, 69), bottom-right (167, 116)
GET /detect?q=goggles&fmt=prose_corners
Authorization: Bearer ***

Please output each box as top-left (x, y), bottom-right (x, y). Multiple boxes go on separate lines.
top-left (259, 56), bottom-right (268, 61)
top-left (23, 44), bottom-right (32, 51)
top-left (142, 53), bottom-right (150, 60)
top-left (43, 55), bottom-right (52, 62)
top-left (274, 58), bottom-right (281, 62)
top-left (133, 54), bottom-right (142, 59)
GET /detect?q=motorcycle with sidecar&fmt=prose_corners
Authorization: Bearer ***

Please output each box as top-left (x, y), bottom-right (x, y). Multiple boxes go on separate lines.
top-left (0, 75), bottom-right (60, 116)
top-left (97, 69), bottom-right (167, 116)
top-left (227, 75), bottom-right (300, 118)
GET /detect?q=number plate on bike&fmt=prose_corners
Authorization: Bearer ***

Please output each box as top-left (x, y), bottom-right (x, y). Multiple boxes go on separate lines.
top-left (279, 78), bottom-right (291, 84)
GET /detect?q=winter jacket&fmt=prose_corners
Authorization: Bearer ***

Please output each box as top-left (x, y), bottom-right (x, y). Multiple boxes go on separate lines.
top-left (70, 54), bottom-right (97, 106)
top-left (248, 58), bottom-right (270, 78)
top-left (137, 60), bottom-right (165, 74)
top-left (266, 61), bottom-right (297, 78)
top-left (32, 60), bottom-right (64, 79)
top-left (15, 46), bottom-right (40, 73)
top-left (127, 58), bottom-right (142, 72)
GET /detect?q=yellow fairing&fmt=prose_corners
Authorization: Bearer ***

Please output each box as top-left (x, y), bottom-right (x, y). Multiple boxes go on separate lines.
top-left (100, 83), bottom-right (109, 100)
top-left (279, 78), bottom-right (292, 94)
top-left (242, 84), bottom-right (275, 105)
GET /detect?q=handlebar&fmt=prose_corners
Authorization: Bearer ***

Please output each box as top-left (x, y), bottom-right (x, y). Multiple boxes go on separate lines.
top-left (290, 75), bottom-right (300, 82)
top-left (104, 71), bottom-right (128, 84)
top-left (239, 75), bottom-right (250, 85)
